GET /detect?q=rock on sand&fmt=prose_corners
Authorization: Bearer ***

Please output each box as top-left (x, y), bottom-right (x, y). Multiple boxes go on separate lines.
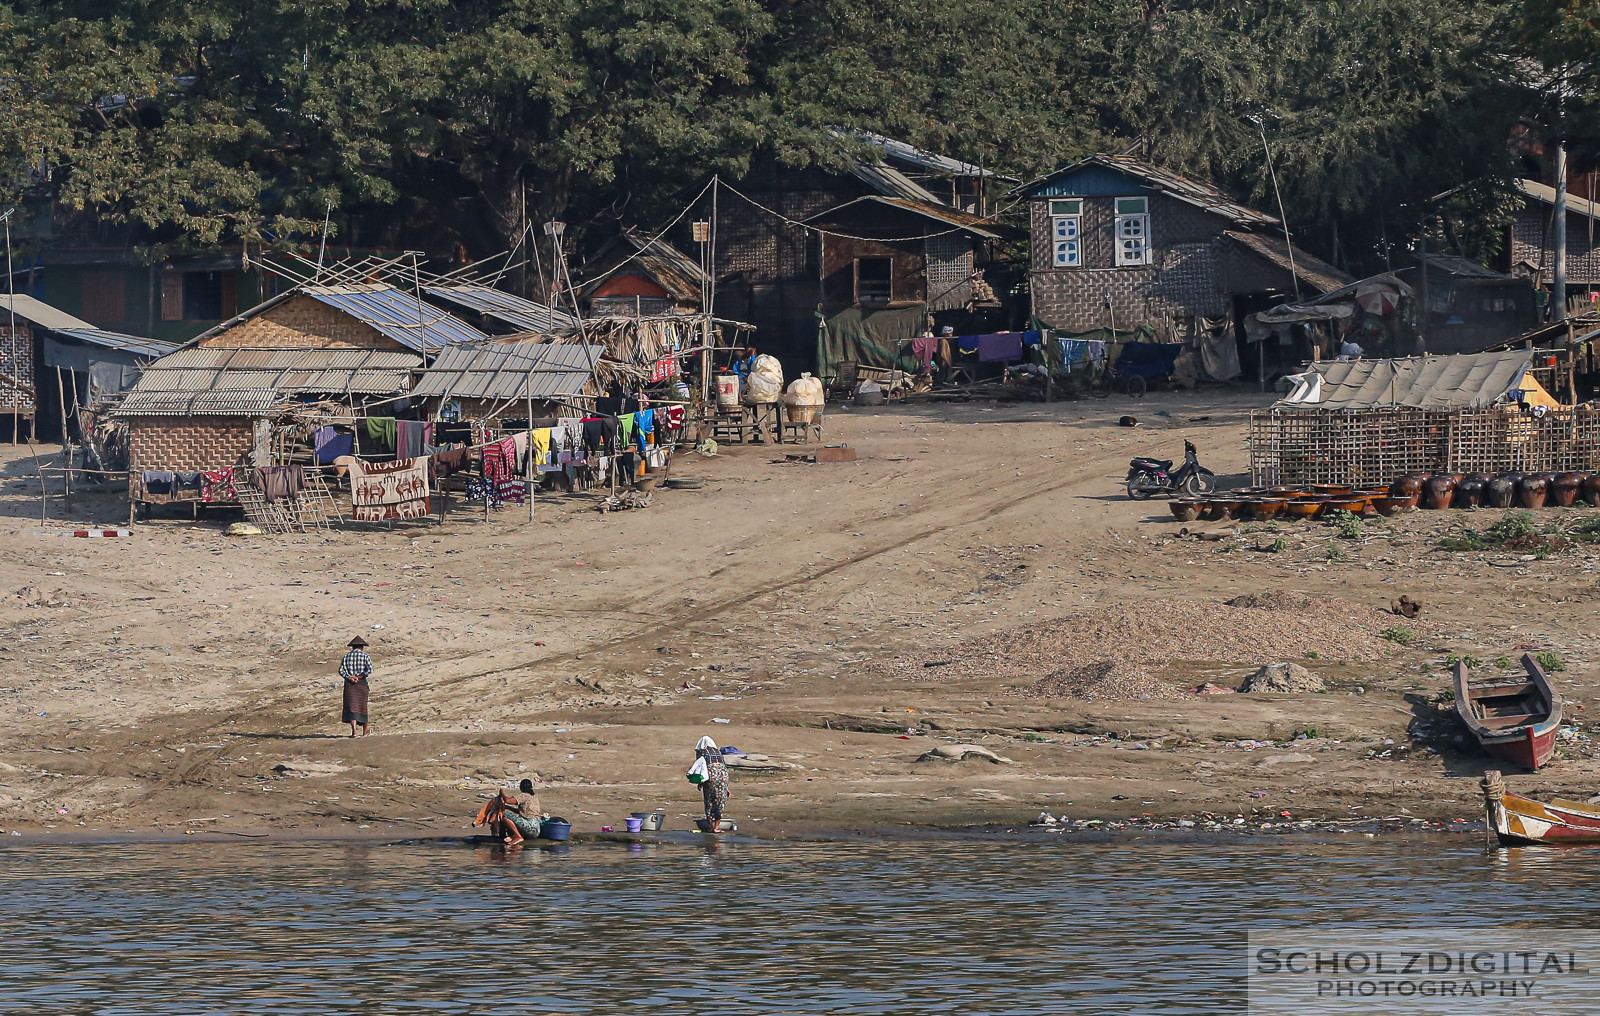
top-left (1239, 662), bottom-right (1325, 693)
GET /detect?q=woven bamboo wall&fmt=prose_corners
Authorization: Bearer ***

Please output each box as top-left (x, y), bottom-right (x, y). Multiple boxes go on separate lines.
top-left (1250, 406), bottom-right (1600, 485)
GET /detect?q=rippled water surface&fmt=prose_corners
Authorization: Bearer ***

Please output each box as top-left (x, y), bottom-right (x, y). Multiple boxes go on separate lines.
top-left (0, 836), bottom-right (1591, 1014)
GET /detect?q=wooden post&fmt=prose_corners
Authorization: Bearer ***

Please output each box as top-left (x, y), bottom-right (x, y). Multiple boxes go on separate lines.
top-left (534, 387), bottom-right (540, 524)
top-left (54, 366), bottom-right (69, 450)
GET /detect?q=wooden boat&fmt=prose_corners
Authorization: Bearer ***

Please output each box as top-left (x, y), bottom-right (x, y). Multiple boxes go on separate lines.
top-left (1453, 653), bottom-right (1562, 771)
top-left (1482, 771), bottom-right (1600, 845)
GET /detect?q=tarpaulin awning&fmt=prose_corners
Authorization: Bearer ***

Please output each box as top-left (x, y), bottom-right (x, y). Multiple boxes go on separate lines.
top-left (1113, 341), bottom-right (1183, 379)
top-left (817, 304), bottom-right (927, 379)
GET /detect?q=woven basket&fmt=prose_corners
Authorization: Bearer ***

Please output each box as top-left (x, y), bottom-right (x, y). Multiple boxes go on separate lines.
top-left (786, 404), bottom-right (821, 424)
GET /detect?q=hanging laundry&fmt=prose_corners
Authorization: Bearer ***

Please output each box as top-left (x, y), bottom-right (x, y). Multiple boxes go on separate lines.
top-left (315, 429), bottom-right (354, 464)
top-left (396, 420), bottom-right (430, 460)
top-left (1086, 339), bottom-right (1108, 365)
top-left (910, 336), bottom-right (938, 372)
top-left (664, 405), bottom-right (686, 429)
top-left (512, 431), bottom-right (531, 471)
top-left (430, 446), bottom-right (470, 477)
top-left (977, 332), bottom-right (1024, 363)
top-left (582, 418), bottom-right (604, 453)
top-left (619, 413), bottom-right (637, 449)
top-left (175, 471), bottom-right (204, 492)
top-left (530, 428), bottom-right (552, 466)
top-left (957, 335), bottom-right (980, 356)
top-left (249, 465), bottom-right (305, 500)
top-left (634, 409), bottom-right (655, 453)
top-left (348, 457), bottom-right (431, 521)
top-left (366, 416), bottom-right (397, 451)
top-left (200, 467), bottom-right (237, 502)
top-left (141, 470), bottom-right (175, 495)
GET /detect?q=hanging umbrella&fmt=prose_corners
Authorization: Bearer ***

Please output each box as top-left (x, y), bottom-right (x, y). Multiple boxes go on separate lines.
top-left (1354, 282), bottom-right (1401, 316)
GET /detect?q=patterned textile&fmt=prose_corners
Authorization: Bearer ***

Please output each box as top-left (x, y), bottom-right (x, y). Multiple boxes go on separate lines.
top-left (338, 648), bottom-right (373, 678)
top-left (348, 457), bottom-right (430, 522)
top-left (649, 354), bottom-right (680, 382)
top-left (696, 747), bottom-right (731, 821)
top-left (200, 468), bottom-right (237, 502)
top-left (465, 477), bottom-right (503, 510)
top-left (482, 438), bottom-right (525, 504)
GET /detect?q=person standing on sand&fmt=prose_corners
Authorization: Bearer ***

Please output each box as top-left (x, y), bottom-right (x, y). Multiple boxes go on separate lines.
top-left (339, 636), bottom-right (373, 737)
top-left (694, 735), bottom-right (731, 833)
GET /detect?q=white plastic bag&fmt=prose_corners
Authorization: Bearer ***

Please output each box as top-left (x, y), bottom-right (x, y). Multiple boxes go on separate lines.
top-left (785, 372), bottom-right (824, 406)
top-left (687, 757), bottom-right (709, 784)
top-left (744, 354), bottom-right (784, 403)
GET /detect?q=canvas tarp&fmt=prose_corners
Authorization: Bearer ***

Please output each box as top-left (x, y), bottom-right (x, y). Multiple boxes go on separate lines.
top-left (817, 304), bottom-right (928, 379)
top-left (1276, 350), bottom-right (1535, 410)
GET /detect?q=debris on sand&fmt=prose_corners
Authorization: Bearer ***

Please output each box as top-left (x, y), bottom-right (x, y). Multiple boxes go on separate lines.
top-left (1187, 682), bottom-right (1237, 695)
top-left (1019, 661), bottom-right (1176, 702)
top-left (916, 743), bottom-right (1015, 764)
top-left (901, 595), bottom-right (1405, 682)
top-left (1225, 590), bottom-right (1316, 612)
top-left (1239, 662), bottom-right (1325, 693)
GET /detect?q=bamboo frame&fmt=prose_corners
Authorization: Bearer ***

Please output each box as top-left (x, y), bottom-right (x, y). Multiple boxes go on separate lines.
top-left (1250, 405), bottom-right (1600, 485)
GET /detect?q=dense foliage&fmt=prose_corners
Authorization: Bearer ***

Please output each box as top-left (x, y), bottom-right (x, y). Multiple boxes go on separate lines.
top-left (0, 0), bottom-right (1587, 274)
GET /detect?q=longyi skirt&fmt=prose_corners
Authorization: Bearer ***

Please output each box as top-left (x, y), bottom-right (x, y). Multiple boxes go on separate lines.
top-left (342, 678), bottom-right (370, 724)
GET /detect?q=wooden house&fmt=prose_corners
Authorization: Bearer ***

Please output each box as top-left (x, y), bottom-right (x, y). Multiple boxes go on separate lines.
top-left (113, 283), bottom-right (488, 491)
top-left (1011, 155), bottom-right (1351, 341)
top-left (580, 231), bottom-right (709, 318)
top-left (712, 139), bottom-right (1015, 367)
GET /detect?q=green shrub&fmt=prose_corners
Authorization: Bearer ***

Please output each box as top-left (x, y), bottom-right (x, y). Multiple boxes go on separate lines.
top-left (1485, 509), bottom-right (1537, 544)
top-left (1536, 651), bottom-right (1567, 673)
top-left (1333, 511), bottom-right (1363, 540)
top-left (1381, 625), bottom-right (1415, 645)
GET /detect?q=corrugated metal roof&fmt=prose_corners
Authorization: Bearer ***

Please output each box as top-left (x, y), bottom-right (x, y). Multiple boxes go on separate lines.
top-left (832, 129), bottom-right (1019, 182)
top-left (53, 327), bottom-right (178, 359)
top-left (1276, 351), bottom-right (1535, 410)
top-left (1517, 178), bottom-right (1600, 219)
top-left (115, 389), bottom-right (280, 416)
top-left (112, 346), bottom-right (421, 417)
top-left (1013, 154), bottom-right (1279, 227)
top-left (847, 163), bottom-right (945, 205)
top-left (155, 347), bottom-right (421, 371)
top-left (303, 284), bottom-right (490, 351)
top-left (1417, 252), bottom-right (1506, 279)
top-left (804, 196), bottom-right (1006, 240)
top-left (422, 284), bottom-right (578, 333)
top-left (0, 294), bottom-right (95, 331)
top-left (410, 341), bottom-right (603, 401)
top-left (1222, 231), bottom-right (1354, 294)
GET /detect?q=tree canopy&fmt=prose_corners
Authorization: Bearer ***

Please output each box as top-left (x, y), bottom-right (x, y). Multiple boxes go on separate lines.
top-left (0, 0), bottom-right (1583, 275)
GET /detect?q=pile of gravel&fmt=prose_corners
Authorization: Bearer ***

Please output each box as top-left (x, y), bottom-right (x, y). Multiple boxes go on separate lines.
top-left (1019, 661), bottom-right (1176, 702)
top-left (1239, 662), bottom-right (1325, 693)
top-left (1224, 590), bottom-right (1317, 612)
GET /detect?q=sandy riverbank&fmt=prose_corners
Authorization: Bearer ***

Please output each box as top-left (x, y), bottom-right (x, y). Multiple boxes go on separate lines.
top-left (2, 389), bottom-right (1599, 842)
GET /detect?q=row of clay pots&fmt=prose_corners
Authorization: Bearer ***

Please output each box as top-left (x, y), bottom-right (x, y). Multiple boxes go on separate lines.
top-left (1169, 486), bottom-right (1406, 523)
top-left (1394, 472), bottom-right (1600, 511)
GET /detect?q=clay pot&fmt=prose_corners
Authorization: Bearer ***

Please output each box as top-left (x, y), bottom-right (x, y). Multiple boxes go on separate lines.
top-left (1373, 496), bottom-right (1412, 517)
top-left (1454, 475), bottom-right (1487, 508)
top-left (1323, 496), bottom-right (1370, 517)
top-left (1389, 474), bottom-right (1425, 499)
top-left (1552, 472), bottom-right (1585, 508)
top-left (1284, 499), bottom-right (1323, 519)
top-left (1582, 473), bottom-right (1600, 507)
top-left (1253, 499), bottom-right (1287, 520)
top-left (1312, 483), bottom-right (1353, 496)
top-left (1517, 473), bottom-right (1551, 510)
top-left (1198, 500), bottom-right (1228, 521)
top-left (1169, 500), bottom-right (1201, 523)
top-left (1422, 474), bottom-right (1458, 510)
top-left (1485, 474), bottom-right (1518, 509)
top-left (1268, 486), bottom-right (1302, 496)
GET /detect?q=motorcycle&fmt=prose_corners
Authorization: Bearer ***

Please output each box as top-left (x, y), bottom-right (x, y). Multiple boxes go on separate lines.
top-left (1125, 440), bottom-right (1216, 499)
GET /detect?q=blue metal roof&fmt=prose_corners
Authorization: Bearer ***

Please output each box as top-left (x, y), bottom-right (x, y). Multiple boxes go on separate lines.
top-left (422, 284), bottom-right (578, 333)
top-left (304, 285), bottom-right (489, 352)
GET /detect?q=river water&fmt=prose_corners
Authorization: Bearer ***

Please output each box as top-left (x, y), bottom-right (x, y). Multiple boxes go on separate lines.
top-left (0, 835), bottom-right (1589, 1014)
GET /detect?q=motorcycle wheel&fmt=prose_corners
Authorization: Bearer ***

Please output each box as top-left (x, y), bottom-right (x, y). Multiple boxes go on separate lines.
top-left (1183, 472), bottom-right (1217, 495)
top-left (1127, 470), bottom-right (1158, 500)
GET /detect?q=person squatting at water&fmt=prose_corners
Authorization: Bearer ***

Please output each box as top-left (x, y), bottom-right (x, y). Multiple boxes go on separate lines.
top-left (692, 735), bottom-right (732, 833)
top-left (474, 779), bottom-right (544, 845)
top-left (338, 636), bottom-right (373, 737)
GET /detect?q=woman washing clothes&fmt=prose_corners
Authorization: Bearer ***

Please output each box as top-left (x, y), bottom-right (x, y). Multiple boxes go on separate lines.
top-left (474, 778), bottom-right (543, 846)
top-left (694, 735), bottom-right (731, 833)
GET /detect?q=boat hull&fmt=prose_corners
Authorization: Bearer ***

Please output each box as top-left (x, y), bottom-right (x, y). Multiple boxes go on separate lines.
top-left (1480, 721), bottom-right (1562, 771)
top-left (1484, 774), bottom-right (1600, 845)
